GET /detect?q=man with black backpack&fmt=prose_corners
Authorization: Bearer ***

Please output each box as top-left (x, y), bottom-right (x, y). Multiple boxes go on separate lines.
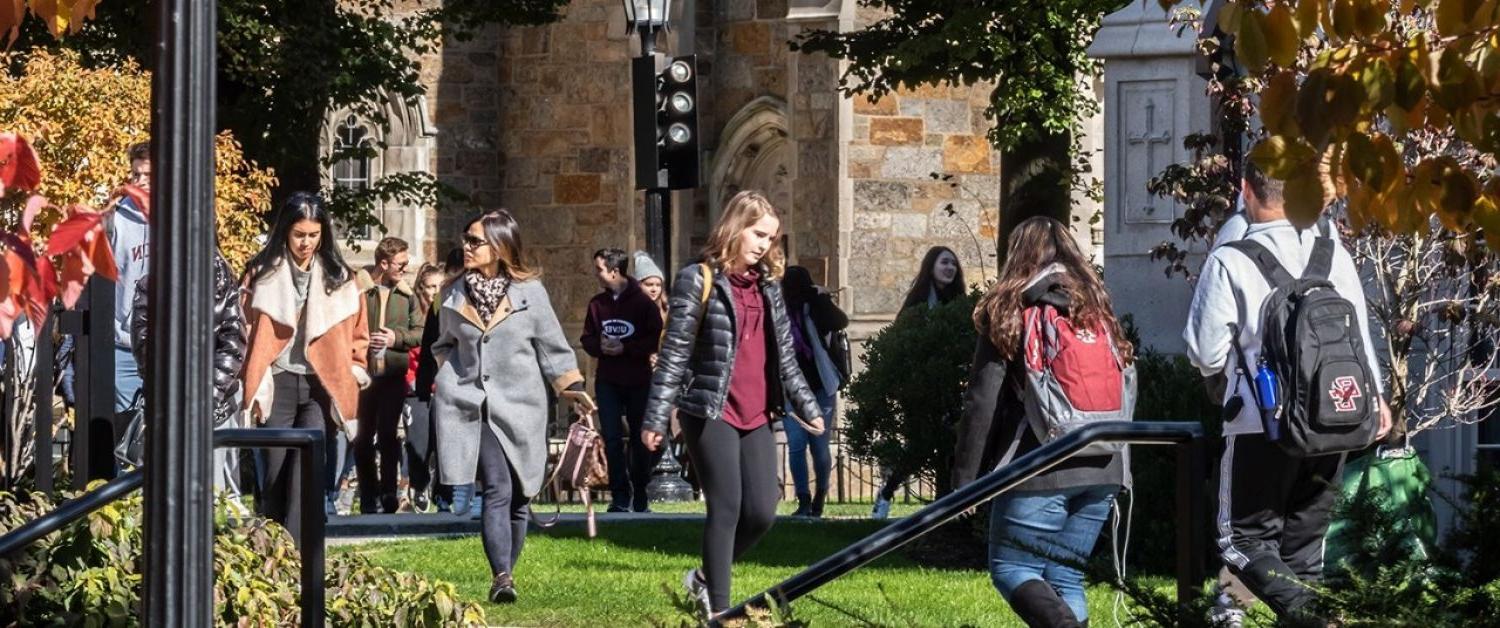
top-left (1185, 159), bottom-right (1391, 623)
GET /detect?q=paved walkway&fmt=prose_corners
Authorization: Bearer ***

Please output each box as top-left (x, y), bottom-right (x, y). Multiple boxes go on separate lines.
top-left (327, 511), bottom-right (707, 544)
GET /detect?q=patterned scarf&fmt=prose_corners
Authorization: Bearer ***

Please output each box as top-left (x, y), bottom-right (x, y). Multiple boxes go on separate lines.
top-left (465, 271), bottom-right (510, 322)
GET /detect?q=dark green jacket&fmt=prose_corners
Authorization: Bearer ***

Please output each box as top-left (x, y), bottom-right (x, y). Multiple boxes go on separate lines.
top-left (364, 281), bottom-right (424, 377)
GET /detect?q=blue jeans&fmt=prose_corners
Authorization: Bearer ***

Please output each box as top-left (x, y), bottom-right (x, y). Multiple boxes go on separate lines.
top-left (783, 390), bottom-right (836, 501)
top-left (114, 346), bottom-right (143, 412)
top-left (988, 484), bottom-right (1117, 622)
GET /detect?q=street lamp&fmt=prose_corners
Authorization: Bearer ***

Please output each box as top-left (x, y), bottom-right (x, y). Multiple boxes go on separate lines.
top-left (622, 0), bottom-right (671, 55)
top-left (623, 0), bottom-right (696, 504)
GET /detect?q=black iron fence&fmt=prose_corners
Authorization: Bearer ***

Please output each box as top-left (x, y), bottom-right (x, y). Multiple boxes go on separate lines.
top-left (0, 428), bottom-right (328, 627)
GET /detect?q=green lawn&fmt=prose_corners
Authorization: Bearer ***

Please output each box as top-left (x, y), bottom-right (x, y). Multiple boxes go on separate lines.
top-left (335, 519), bottom-right (1153, 627)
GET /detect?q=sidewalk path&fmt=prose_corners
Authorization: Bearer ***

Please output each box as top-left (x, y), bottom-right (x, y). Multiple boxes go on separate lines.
top-left (327, 511), bottom-right (705, 544)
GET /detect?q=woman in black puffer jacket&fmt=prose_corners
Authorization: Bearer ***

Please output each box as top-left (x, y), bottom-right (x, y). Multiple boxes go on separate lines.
top-left (641, 190), bottom-right (824, 621)
top-left (131, 248), bottom-right (248, 495)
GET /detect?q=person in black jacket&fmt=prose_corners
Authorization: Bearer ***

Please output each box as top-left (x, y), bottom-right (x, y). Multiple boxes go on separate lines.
top-left (130, 248), bottom-right (248, 498)
top-left (780, 266), bottom-right (848, 518)
top-left (953, 217), bottom-right (1132, 628)
top-left (641, 190), bottom-right (824, 621)
top-left (414, 247), bottom-right (466, 513)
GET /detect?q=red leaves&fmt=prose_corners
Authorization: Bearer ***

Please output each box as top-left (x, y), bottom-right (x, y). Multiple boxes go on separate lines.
top-left (0, 132), bottom-right (41, 196)
top-left (0, 130), bottom-right (120, 338)
top-left (50, 206), bottom-right (115, 307)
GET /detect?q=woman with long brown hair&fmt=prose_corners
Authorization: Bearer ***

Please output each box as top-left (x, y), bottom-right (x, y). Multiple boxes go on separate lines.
top-left (873, 245), bottom-right (967, 519)
top-left (641, 191), bottom-right (824, 620)
top-left (952, 216), bottom-right (1133, 627)
top-left (430, 210), bottom-right (596, 603)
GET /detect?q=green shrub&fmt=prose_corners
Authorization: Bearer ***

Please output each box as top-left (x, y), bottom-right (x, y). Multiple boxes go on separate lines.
top-left (843, 291), bottom-right (979, 497)
top-left (0, 488), bottom-right (485, 626)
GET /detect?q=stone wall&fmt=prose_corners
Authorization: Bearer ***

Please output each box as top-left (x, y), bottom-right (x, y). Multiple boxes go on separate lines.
top-left (845, 83), bottom-right (1001, 317)
top-left (488, 0), bottom-right (643, 331)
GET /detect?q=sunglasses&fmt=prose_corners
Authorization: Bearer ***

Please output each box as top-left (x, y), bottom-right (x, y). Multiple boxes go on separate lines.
top-left (462, 234), bottom-right (490, 250)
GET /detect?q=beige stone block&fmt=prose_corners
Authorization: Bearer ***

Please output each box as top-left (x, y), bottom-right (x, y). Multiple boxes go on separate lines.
top-left (925, 134), bottom-right (943, 147)
top-left (891, 214), bottom-right (928, 237)
top-left (898, 82), bottom-right (954, 99)
top-left (854, 180), bottom-right (911, 211)
top-left (757, 0), bottom-right (788, 19)
top-left (575, 204), bottom-right (619, 226)
top-left (944, 135), bottom-right (992, 174)
top-left (853, 94), bottom-right (898, 116)
top-left (880, 147), bottom-right (943, 180)
top-left (869, 117), bottom-right (924, 146)
top-left (554, 174), bottom-right (602, 205)
top-left (925, 99), bottom-right (973, 134)
top-left (728, 22), bottom-right (771, 55)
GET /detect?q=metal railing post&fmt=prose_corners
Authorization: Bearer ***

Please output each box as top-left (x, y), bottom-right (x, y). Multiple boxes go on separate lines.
top-left (1175, 435), bottom-right (1209, 611)
top-left (32, 306), bottom-right (56, 494)
top-left (300, 431), bottom-right (326, 628)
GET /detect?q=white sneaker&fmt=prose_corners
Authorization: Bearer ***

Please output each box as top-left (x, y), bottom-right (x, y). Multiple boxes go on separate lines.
top-left (683, 568), bottom-right (711, 616)
top-left (871, 498), bottom-right (891, 520)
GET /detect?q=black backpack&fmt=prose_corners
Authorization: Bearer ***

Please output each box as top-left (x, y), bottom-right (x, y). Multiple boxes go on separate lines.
top-left (1226, 235), bottom-right (1379, 457)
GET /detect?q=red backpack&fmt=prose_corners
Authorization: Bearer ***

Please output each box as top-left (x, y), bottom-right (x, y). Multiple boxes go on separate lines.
top-left (999, 273), bottom-right (1135, 465)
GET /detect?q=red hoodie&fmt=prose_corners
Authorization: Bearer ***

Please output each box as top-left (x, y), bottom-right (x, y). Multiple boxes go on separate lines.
top-left (722, 270), bottom-right (769, 430)
top-left (581, 277), bottom-right (664, 388)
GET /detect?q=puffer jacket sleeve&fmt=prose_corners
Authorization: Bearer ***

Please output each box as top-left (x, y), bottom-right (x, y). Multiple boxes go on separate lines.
top-left (211, 253), bottom-right (247, 424)
top-left (130, 275), bottom-right (149, 368)
top-left (767, 281), bottom-right (820, 422)
top-left (644, 264), bottom-right (708, 435)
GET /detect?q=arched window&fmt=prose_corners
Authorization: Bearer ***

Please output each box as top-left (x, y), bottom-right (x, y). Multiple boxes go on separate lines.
top-left (330, 114), bottom-right (373, 239)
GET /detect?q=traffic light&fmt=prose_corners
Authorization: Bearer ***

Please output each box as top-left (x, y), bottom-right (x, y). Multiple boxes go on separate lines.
top-left (633, 53), bottom-right (700, 191)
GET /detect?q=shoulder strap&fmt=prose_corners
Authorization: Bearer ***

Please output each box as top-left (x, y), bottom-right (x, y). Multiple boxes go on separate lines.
top-left (1223, 239), bottom-right (1296, 287)
top-left (698, 263), bottom-right (713, 306)
top-left (1304, 237), bottom-right (1335, 281)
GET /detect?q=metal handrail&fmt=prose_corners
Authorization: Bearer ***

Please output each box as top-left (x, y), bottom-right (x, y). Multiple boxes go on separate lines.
top-left (0, 428), bottom-right (327, 628)
top-left (716, 420), bottom-right (1209, 624)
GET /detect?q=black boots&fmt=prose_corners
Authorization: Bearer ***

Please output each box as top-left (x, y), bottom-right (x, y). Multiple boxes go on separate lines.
top-left (1010, 580), bottom-right (1082, 628)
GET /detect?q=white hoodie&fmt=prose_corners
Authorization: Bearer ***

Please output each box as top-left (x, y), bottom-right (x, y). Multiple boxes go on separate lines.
top-left (1183, 218), bottom-right (1384, 436)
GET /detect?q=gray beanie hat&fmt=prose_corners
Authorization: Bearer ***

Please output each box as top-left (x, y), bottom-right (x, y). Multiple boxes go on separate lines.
top-left (631, 250), bottom-right (664, 282)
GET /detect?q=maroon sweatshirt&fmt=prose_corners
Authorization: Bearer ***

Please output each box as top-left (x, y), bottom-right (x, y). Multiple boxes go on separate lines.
top-left (581, 278), bottom-right (664, 388)
top-left (723, 270), bottom-right (770, 430)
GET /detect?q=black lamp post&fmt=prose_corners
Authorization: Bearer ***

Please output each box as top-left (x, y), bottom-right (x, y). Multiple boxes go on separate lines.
top-left (624, 0), bottom-right (696, 503)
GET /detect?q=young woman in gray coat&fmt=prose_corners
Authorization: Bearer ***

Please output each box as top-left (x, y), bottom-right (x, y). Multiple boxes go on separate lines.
top-left (431, 209), bottom-right (596, 604)
top-left (641, 191), bottom-right (825, 620)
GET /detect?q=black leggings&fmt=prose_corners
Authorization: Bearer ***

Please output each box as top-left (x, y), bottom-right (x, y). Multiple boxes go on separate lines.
top-left (682, 415), bottom-right (779, 611)
top-left (477, 424), bottom-right (529, 577)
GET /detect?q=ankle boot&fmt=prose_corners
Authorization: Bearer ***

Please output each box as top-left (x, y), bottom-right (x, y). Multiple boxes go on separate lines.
top-left (792, 493), bottom-right (812, 517)
top-left (810, 490), bottom-right (826, 518)
top-left (1009, 580), bottom-right (1081, 628)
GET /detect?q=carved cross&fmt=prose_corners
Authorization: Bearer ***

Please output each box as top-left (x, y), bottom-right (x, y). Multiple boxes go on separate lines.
top-left (1128, 98), bottom-right (1172, 217)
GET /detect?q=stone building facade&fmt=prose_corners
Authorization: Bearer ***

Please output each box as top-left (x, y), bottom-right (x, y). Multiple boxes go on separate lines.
top-left (333, 0), bottom-right (1013, 356)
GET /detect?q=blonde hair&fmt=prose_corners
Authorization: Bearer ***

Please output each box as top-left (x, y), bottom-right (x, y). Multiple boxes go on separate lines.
top-left (700, 190), bottom-right (785, 279)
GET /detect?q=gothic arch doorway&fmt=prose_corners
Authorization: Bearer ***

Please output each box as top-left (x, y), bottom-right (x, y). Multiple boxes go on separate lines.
top-left (709, 97), bottom-right (794, 253)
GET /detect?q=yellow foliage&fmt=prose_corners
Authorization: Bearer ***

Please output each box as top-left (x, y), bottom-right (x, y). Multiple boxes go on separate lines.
top-left (0, 50), bottom-right (275, 273)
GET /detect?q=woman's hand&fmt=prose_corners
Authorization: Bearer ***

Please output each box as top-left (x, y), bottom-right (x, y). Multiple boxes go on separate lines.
top-left (799, 416), bottom-right (826, 437)
top-left (642, 429), bottom-right (665, 452)
top-left (560, 390), bottom-right (598, 418)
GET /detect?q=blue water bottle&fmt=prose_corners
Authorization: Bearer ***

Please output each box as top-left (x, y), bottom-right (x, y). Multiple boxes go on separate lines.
top-left (1254, 360), bottom-right (1282, 441)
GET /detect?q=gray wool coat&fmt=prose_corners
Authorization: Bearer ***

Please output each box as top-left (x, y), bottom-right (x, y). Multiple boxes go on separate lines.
top-left (430, 275), bottom-right (583, 495)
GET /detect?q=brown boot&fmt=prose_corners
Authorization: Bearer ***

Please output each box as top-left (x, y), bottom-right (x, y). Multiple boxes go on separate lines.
top-left (488, 572), bottom-right (517, 604)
